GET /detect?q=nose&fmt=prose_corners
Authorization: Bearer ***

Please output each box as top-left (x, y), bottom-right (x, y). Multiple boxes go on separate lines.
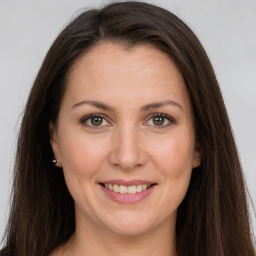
top-left (108, 125), bottom-right (147, 170)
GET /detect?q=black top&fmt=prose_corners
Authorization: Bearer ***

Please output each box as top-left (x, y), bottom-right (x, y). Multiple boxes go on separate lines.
top-left (0, 248), bottom-right (15, 256)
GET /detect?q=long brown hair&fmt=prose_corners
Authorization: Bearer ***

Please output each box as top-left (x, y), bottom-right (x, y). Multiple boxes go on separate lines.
top-left (2, 1), bottom-right (255, 256)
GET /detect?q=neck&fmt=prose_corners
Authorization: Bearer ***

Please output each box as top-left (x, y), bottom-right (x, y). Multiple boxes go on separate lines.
top-left (64, 213), bottom-right (177, 256)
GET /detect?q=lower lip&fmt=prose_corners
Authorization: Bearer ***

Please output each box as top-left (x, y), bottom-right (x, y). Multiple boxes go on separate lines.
top-left (100, 185), bottom-right (156, 204)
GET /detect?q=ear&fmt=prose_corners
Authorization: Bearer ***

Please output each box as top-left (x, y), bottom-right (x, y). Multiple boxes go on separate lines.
top-left (49, 122), bottom-right (62, 166)
top-left (192, 142), bottom-right (202, 168)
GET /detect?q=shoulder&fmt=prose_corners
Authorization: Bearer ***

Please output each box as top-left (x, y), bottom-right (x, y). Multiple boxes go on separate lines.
top-left (0, 248), bottom-right (15, 256)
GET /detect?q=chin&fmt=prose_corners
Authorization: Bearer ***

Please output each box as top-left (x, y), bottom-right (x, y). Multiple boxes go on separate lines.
top-left (101, 211), bottom-right (162, 236)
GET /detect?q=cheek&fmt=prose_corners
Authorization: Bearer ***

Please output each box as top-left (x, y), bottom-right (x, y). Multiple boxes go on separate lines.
top-left (58, 131), bottom-right (109, 179)
top-left (57, 132), bottom-right (110, 208)
top-left (149, 133), bottom-right (194, 204)
top-left (150, 133), bottom-right (195, 174)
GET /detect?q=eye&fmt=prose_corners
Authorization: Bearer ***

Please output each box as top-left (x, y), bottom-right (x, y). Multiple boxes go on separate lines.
top-left (81, 114), bottom-right (110, 128)
top-left (146, 113), bottom-right (175, 128)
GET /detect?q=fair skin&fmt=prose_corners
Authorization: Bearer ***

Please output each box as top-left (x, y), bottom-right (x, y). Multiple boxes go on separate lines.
top-left (50, 42), bottom-right (201, 256)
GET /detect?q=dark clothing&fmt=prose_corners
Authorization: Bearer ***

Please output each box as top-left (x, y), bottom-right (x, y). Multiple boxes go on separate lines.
top-left (0, 248), bottom-right (15, 256)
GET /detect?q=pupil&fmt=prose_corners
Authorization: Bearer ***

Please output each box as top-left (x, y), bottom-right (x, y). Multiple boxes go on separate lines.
top-left (92, 117), bottom-right (103, 126)
top-left (153, 116), bottom-right (164, 126)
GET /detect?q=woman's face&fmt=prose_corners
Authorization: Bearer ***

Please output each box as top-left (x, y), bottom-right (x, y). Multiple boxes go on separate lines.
top-left (50, 43), bottom-right (201, 236)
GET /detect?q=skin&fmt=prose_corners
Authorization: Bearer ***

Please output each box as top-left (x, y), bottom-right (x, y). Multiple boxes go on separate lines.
top-left (50, 42), bottom-right (201, 256)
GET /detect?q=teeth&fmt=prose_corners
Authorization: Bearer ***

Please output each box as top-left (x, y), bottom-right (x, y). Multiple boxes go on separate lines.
top-left (113, 184), bottom-right (119, 192)
top-left (128, 185), bottom-right (136, 194)
top-left (104, 183), bottom-right (151, 194)
top-left (119, 185), bottom-right (128, 193)
top-left (137, 185), bottom-right (143, 192)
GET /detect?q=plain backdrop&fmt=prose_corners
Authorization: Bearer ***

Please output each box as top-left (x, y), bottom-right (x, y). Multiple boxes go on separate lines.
top-left (0, 0), bottom-right (255, 239)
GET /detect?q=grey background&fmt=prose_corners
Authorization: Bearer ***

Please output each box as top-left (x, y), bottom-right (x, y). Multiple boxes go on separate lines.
top-left (1, 0), bottom-right (255, 239)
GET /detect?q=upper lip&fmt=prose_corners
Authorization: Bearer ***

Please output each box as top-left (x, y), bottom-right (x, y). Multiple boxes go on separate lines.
top-left (99, 179), bottom-right (156, 186)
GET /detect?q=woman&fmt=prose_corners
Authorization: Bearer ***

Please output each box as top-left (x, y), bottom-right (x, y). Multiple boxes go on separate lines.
top-left (1, 1), bottom-right (255, 256)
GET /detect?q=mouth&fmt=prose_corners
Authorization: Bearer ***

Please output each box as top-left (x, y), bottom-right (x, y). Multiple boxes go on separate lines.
top-left (99, 180), bottom-right (157, 203)
top-left (99, 183), bottom-right (157, 194)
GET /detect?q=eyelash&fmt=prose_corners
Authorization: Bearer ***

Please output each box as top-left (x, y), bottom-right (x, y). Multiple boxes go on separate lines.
top-left (80, 114), bottom-right (109, 129)
top-left (147, 113), bottom-right (176, 129)
top-left (80, 113), bottom-right (176, 129)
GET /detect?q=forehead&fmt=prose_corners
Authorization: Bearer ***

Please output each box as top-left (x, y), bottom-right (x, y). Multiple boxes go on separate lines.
top-left (64, 42), bottom-right (191, 112)
top-left (68, 42), bottom-right (182, 82)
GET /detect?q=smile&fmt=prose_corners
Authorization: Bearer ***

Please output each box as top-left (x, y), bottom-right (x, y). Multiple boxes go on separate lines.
top-left (99, 180), bottom-right (157, 203)
top-left (103, 184), bottom-right (152, 194)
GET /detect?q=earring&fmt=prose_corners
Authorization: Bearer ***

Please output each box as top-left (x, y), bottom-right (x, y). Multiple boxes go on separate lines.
top-left (53, 156), bottom-right (62, 168)
top-left (53, 156), bottom-right (57, 165)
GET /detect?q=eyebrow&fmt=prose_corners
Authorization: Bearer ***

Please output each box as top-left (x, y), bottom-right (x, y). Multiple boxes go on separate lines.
top-left (141, 100), bottom-right (183, 111)
top-left (72, 100), bottom-right (183, 111)
top-left (72, 100), bottom-right (115, 111)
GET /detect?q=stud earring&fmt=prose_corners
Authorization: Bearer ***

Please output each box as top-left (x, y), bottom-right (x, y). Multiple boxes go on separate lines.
top-left (53, 156), bottom-right (62, 168)
top-left (53, 156), bottom-right (57, 165)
